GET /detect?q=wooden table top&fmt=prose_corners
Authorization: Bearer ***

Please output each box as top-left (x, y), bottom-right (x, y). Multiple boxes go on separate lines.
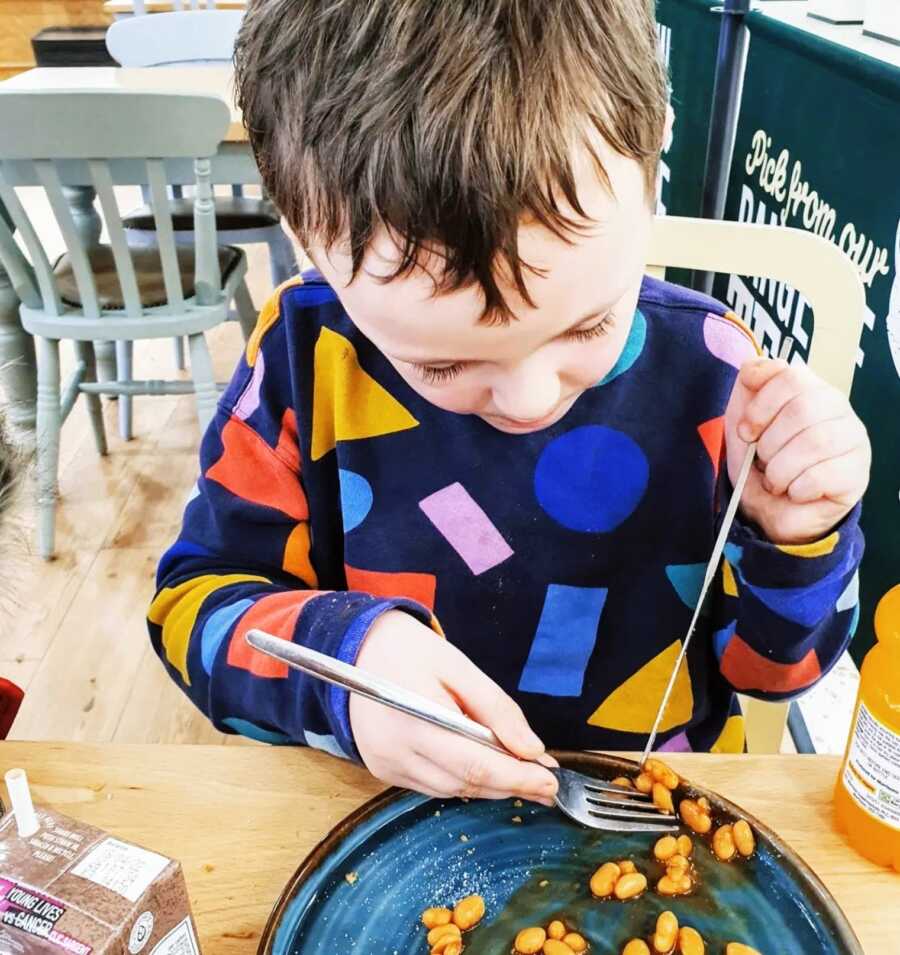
top-left (0, 66), bottom-right (246, 143)
top-left (0, 744), bottom-right (895, 954)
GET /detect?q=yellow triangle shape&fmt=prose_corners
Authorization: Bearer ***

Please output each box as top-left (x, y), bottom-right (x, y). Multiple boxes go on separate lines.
top-left (587, 640), bottom-right (694, 734)
top-left (311, 327), bottom-right (419, 461)
top-left (722, 559), bottom-right (738, 597)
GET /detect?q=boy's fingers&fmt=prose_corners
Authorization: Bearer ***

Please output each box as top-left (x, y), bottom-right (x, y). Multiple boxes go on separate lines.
top-left (787, 449), bottom-right (870, 505)
top-left (755, 391), bottom-right (848, 465)
top-left (762, 416), bottom-right (864, 496)
top-left (738, 365), bottom-right (820, 442)
top-left (428, 732), bottom-right (558, 802)
top-left (737, 356), bottom-right (789, 394)
top-left (445, 658), bottom-right (546, 761)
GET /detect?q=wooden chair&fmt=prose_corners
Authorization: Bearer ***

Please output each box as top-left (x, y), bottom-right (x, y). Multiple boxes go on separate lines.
top-left (106, 10), bottom-right (297, 420)
top-left (648, 214), bottom-right (866, 752)
top-left (106, 11), bottom-right (298, 290)
top-left (0, 88), bottom-right (256, 559)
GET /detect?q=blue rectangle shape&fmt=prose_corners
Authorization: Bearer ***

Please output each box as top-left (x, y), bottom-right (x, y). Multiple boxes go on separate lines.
top-left (517, 584), bottom-right (608, 697)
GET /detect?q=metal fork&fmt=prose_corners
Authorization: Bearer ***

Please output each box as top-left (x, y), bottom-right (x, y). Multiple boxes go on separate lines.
top-left (245, 630), bottom-right (678, 832)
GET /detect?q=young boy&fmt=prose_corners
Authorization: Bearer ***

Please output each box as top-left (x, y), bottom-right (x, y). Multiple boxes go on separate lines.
top-left (148, 0), bottom-right (869, 805)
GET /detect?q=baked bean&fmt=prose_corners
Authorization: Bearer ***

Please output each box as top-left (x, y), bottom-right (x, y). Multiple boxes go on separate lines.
top-left (676, 835), bottom-right (694, 857)
top-left (652, 911), bottom-right (678, 953)
top-left (515, 927), bottom-right (547, 954)
top-left (712, 825), bottom-right (737, 862)
top-left (442, 943), bottom-right (463, 955)
top-left (677, 927), bottom-right (705, 955)
top-left (431, 936), bottom-right (461, 955)
top-left (612, 776), bottom-right (634, 790)
top-left (635, 772), bottom-right (654, 794)
top-left (652, 782), bottom-right (675, 814)
top-left (654, 836), bottom-right (678, 861)
top-left (666, 854), bottom-right (689, 874)
top-left (548, 921), bottom-right (566, 940)
top-left (622, 942), bottom-right (651, 955)
top-left (619, 859), bottom-right (637, 874)
top-left (656, 874), bottom-right (692, 897)
top-left (733, 820), bottom-right (755, 857)
top-left (423, 908), bottom-right (452, 929)
top-left (563, 933), bottom-right (587, 953)
top-left (645, 759), bottom-right (680, 790)
top-left (679, 799), bottom-right (711, 834)
top-left (697, 797), bottom-right (710, 812)
top-left (428, 923), bottom-right (462, 947)
top-left (453, 895), bottom-right (485, 931)
top-left (589, 862), bottom-right (621, 898)
top-left (614, 872), bottom-right (648, 900)
top-left (543, 941), bottom-right (574, 955)
top-left (725, 946), bottom-right (762, 955)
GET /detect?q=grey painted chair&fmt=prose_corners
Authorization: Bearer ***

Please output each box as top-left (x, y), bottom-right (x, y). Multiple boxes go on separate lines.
top-left (0, 88), bottom-right (255, 559)
top-left (107, 8), bottom-right (298, 399)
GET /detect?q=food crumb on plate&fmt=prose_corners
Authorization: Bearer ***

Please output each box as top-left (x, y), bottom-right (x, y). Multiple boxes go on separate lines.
top-left (460, 834), bottom-right (469, 842)
top-left (539, 880), bottom-right (550, 888)
top-left (511, 816), bottom-right (523, 824)
top-left (513, 799), bottom-right (523, 807)
top-left (344, 872), bottom-right (359, 886)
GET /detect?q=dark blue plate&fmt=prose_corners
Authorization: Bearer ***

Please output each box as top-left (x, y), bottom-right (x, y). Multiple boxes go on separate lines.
top-left (260, 753), bottom-right (862, 955)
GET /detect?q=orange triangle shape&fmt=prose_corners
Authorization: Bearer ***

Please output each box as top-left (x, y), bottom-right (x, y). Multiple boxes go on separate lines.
top-left (698, 416), bottom-right (725, 481)
top-left (311, 327), bottom-right (418, 461)
top-left (206, 417), bottom-right (309, 522)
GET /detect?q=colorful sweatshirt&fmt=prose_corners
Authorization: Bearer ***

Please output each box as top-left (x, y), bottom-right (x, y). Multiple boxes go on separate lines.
top-left (148, 273), bottom-right (863, 758)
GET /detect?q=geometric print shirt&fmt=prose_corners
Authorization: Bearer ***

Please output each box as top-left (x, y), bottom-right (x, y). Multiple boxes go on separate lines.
top-left (148, 272), bottom-right (864, 759)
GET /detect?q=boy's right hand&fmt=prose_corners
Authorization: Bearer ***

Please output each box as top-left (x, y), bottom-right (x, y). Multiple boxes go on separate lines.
top-left (350, 610), bottom-right (558, 805)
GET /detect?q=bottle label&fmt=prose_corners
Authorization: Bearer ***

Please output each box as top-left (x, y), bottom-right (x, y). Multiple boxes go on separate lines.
top-left (842, 701), bottom-right (900, 830)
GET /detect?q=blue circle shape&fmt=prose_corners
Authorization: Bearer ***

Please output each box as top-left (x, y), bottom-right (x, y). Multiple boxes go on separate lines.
top-left (534, 425), bottom-right (649, 532)
top-left (338, 469), bottom-right (374, 533)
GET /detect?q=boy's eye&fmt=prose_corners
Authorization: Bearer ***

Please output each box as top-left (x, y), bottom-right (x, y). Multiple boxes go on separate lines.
top-left (414, 362), bottom-right (467, 385)
top-left (564, 313), bottom-right (614, 343)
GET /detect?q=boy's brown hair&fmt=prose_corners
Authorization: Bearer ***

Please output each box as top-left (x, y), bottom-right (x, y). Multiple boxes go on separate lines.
top-left (235, 0), bottom-right (668, 320)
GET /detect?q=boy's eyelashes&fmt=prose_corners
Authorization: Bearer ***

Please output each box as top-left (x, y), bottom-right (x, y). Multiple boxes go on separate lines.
top-left (411, 313), bottom-right (615, 385)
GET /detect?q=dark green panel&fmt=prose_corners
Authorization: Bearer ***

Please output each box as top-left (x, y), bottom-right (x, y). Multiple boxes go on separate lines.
top-left (654, 0), bottom-right (721, 285)
top-left (712, 12), bottom-right (900, 664)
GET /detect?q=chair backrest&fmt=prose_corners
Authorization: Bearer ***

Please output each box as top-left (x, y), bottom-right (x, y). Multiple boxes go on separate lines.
top-left (648, 215), bottom-right (864, 395)
top-left (107, 9), bottom-right (243, 66)
top-left (0, 89), bottom-right (231, 321)
top-left (648, 214), bottom-right (866, 754)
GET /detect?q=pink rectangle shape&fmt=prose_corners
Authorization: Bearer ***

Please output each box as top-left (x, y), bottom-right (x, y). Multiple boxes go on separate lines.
top-left (419, 482), bottom-right (513, 575)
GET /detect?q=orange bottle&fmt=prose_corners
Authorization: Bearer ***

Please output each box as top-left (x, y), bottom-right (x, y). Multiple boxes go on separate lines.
top-left (834, 584), bottom-right (900, 871)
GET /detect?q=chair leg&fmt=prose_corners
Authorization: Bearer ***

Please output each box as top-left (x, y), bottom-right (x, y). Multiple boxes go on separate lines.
top-left (116, 340), bottom-right (134, 441)
top-left (35, 337), bottom-right (61, 560)
top-left (233, 280), bottom-right (258, 343)
top-left (187, 332), bottom-right (218, 431)
top-left (267, 228), bottom-right (300, 287)
top-left (173, 336), bottom-right (187, 371)
top-left (93, 339), bottom-right (117, 389)
top-left (73, 341), bottom-right (108, 457)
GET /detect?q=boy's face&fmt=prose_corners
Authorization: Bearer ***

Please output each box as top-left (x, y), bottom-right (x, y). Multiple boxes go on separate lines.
top-left (311, 145), bottom-right (652, 434)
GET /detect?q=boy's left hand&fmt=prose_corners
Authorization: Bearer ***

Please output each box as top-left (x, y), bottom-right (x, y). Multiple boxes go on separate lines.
top-left (724, 357), bottom-right (871, 545)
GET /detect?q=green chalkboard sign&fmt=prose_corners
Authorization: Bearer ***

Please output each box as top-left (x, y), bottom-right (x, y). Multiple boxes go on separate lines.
top-left (655, 0), bottom-right (721, 285)
top-left (712, 12), bottom-right (900, 662)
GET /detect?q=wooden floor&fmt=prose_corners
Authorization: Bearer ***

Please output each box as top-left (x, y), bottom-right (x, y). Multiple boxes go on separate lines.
top-left (2, 185), bottom-right (298, 745)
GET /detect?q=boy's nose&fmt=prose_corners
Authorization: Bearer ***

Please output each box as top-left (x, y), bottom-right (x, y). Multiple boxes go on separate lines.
top-left (491, 360), bottom-right (562, 423)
